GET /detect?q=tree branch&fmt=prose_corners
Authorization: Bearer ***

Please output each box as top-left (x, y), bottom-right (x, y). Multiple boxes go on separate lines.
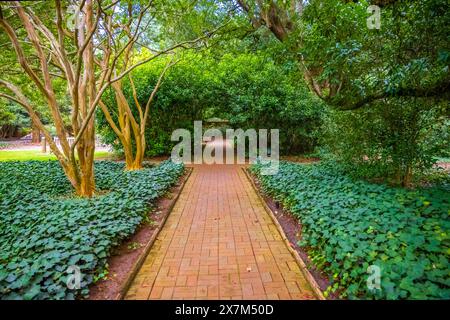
top-left (142, 57), bottom-right (178, 130)
top-left (71, 20), bottom-right (231, 152)
top-left (0, 79), bottom-right (66, 162)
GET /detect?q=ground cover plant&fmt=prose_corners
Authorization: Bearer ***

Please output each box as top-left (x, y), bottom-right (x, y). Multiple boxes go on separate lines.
top-left (250, 161), bottom-right (450, 299)
top-left (0, 160), bottom-right (184, 299)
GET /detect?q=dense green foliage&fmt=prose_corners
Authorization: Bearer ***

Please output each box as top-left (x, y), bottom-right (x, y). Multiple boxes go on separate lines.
top-left (251, 161), bottom-right (450, 299)
top-left (0, 160), bottom-right (184, 299)
top-left (299, 0), bottom-right (450, 184)
top-left (98, 51), bottom-right (324, 156)
top-left (214, 53), bottom-right (325, 154)
top-left (321, 99), bottom-right (450, 184)
top-left (230, 0), bottom-right (450, 184)
top-left (299, 0), bottom-right (449, 109)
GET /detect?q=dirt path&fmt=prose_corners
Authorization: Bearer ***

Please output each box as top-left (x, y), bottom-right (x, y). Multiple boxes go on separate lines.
top-left (124, 164), bottom-right (317, 300)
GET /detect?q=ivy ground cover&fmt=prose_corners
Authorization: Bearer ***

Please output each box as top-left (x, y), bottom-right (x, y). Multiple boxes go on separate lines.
top-left (0, 160), bottom-right (184, 299)
top-left (250, 161), bottom-right (450, 299)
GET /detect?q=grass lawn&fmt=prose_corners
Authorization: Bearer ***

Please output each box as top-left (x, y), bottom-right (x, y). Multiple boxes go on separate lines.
top-left (0, 150), bottom-right (111, 161)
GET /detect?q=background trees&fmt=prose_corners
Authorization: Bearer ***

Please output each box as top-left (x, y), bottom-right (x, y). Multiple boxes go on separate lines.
top-left (235, 0), bottom-right (449, 108)
top-left (213, 52), bottom-right (324, 154)
top-left (0, 0), bottom-right (227, 193)
top-left (299, 0), bottom-right (449, 185)
top-left (0, 103), bottom-right (25, 139)
top-left (97, 50), bottom-right (324, 156)
top-left (233, 0), bottom-right (450, 185)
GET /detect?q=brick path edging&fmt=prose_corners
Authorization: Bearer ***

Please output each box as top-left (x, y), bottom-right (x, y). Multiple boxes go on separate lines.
top-left (124, 165), bottom-right (320, 300)
top-left (117, 168), bottom-right (193, 299)
top-left (242, 168), bottom-right (325, 300)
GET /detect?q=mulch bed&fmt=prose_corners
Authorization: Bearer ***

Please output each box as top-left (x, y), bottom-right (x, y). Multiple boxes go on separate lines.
top-left (88, 167), bottom-right (192, 300)
top-left (247, 169), bottom-right (338, 299)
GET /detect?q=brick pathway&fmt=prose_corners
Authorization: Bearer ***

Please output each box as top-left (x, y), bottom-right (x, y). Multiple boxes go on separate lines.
top-left (124, 164), bottom-right (317, 300)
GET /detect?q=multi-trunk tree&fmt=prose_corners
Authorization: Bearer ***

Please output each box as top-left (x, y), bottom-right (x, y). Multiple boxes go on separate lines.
top-left (95, 0), bottom-right (230, 170)
top-left (0, 0), bottom-right (228, 185)
top-left (0, 0), bottom-right (101, 196)
top-left (99, 58), bottom-right (177, 170)
top-left (0, 0), bottom-right (156, 196)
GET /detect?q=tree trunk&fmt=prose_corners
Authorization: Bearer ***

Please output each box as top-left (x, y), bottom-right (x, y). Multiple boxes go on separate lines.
top-left (123, 138), bottom-right (145, 170)
top-left (127, 160), bottom-right (143, 171)
top-left (68, 0), bottom-right (96, 198)
top-left (32, 124), bottom-right (40, 143)
top-left (79, 158), bottom-right (95, 197)
top-left (123, 141), bottom-right (136, 170)
top-left (75, 138), bottom-right (96, 197)
top-left (122, 140), bottom-right (144, 171)
top-left (127, 133), bottom-right (144, 170)
top-left (402, 165), bottom-right (413, 188)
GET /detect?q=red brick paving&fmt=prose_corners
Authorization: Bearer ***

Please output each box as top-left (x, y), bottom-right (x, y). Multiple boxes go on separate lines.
top-left (124, 164), bottom-right (317, 300)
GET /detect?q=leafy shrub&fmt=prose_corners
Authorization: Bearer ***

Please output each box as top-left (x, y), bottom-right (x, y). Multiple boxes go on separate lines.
top-left (97, 51), bottom-right (324, 156)
top-left (214, 53), bottom-right (325, 155)
top-left (0, 160), bottom-right (184, 299)
top-left (250, 161), bottom-right (450, 299)
top-left (321, 94), bottom-right (449, 187)
top-left (97, 54), bottom-right (212, 157)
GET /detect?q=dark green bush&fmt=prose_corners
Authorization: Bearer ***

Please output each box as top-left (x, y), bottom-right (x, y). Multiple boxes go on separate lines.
top-left (250, 161), bottom-right (450, 299)
top-left (321, 99), bottom-right (450, 186)
top-left (97, 54), bottom-right (213, 157)
top-left (97, 52), bottom-right (324, 157)
top-left (215, 53), bottom-right (325, 155)
top-left (0, 160), bottom-right (184, 299)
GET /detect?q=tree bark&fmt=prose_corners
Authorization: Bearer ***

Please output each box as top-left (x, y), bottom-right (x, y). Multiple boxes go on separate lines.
top-left (402, 164), bottom-right (413, 188)
top-left (32, 124), bottom-right (40, 143)
top-left (100, 59), bottom-right (175, 171)
top-left (0, 1), bottom-right (97, 197)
